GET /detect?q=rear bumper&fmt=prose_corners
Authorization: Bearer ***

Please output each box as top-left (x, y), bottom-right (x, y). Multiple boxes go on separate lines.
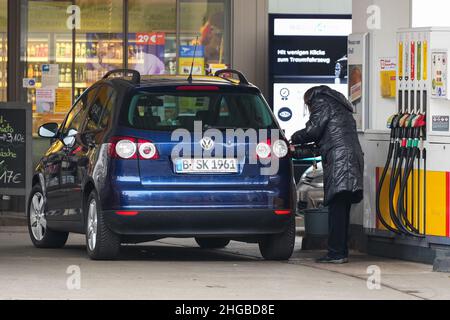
top-left (103, 209), bottom-right (292, 237)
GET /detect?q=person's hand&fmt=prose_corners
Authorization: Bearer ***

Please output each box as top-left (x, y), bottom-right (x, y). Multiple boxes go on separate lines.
top-left (289, 144), bottom-right (297, 154)
top-left (291, 131), bottom-right (302, 145)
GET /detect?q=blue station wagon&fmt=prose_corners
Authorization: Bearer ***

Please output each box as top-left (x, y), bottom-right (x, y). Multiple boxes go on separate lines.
top-left (28, 69), bottom-right (296, 260)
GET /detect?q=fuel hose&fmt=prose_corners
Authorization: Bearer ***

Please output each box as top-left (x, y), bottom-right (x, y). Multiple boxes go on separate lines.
top-left (396, 136), bottom-right (424, 237)
top-left (388, 124), bottom-right (411, 234)
top-left (376, 126), bottom-right (401, 234)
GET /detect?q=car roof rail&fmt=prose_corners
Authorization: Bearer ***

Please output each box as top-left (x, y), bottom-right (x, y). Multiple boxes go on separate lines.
top-left (214, 69), bottom-right (250, 85)
top-left (103, 69), bottom-right (141, 84)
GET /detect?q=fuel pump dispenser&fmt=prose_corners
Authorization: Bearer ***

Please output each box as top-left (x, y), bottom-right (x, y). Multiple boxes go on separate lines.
top-left (375, 28), bottom-right (450, 248)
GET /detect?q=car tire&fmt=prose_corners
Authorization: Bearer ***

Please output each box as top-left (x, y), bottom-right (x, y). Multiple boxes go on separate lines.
top-left (85, 190), bottom-right (120, 260)
top-left (27, 185), bottom-right (69, 249)
top-left (259, 216), bottom-right (296, 261)
top-left (195, 238), bottom-right (230, 249)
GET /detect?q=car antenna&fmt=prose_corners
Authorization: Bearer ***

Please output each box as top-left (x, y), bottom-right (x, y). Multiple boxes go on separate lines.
top-left (187, 36), bottom-right (199, 84)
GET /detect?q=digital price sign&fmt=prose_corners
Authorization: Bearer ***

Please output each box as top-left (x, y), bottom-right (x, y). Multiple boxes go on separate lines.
top-left (269, 14), bottom-right (352, 139)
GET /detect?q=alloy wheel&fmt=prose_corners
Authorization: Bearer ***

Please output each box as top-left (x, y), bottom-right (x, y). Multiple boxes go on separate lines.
top-left (87, 199), bottom-right (98, 251)
top-left (30, 192), bottom-right (47, 241)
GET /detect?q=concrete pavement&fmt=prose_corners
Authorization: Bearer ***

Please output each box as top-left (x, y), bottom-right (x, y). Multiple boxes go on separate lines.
top-left (0, 227), bottom-right (449, 300)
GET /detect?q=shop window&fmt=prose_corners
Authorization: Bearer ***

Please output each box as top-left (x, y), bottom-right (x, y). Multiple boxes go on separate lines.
top-left (179, 0), bottom-right (231, 76)
top-left (22, 0), bottom-right (232, 137)
top-left (128, 0), bottom-right (177, 75)
top-left (0, 0), bottom-right (6, 102)
top-left (25, 0), bottom-right (73, 134)
top-left (74, 0), bottom-right (124, 98)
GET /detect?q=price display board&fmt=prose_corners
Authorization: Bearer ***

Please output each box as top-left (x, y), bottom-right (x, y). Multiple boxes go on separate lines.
top-left (0, 103), bottom-right (33, 197)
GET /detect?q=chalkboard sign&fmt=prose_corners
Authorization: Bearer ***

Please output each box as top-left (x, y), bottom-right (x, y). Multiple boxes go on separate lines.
top-left (0, 103), bottom-right (32, 197)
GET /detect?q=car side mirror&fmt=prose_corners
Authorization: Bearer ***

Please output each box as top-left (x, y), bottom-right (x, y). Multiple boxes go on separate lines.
top-left (38, 123), bottom-right (59, 138)
top-left (63, 129), bottom-right (78, 147)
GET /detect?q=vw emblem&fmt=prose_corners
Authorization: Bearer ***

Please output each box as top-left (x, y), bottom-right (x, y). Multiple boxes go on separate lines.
top-left (200, 137), bottom-right (215, 151)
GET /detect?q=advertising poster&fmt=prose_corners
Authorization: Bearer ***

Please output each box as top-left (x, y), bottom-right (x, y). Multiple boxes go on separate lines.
top-left (269, 15), bottom-right (352, 138)
top-left (41, 64), bottom-right (59, 88)
top-left (36, 88), bottom-right (55, 114)
top-left (179, 45), bottom-right (205, 75)
top-left (347, 33), bottom-right (369, 131)
top-left (55, 88), bottom-right (72, 114)
top-left (379, 57), bottom-right (397, 98)
top-left (349, 65), bottom-right (363, 103)
top-left (274, 83), bottom-right (348, 139)
top-left (131, 32), bottom-right (166, 75)
top-left (84, 33), bottom-right (166, 76)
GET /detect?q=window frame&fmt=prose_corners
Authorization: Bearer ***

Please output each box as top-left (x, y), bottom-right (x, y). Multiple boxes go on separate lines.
top-left (82, 83), bottom-right (117, 133)
top-left (60, 85), bottom-right (99, 136)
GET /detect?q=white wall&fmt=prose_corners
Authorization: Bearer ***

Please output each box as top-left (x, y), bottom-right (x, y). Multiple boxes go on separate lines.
top-left (412, 0), bottom-right (450, 27)
top-left (353, 0), bottom-right (411, 131)
top-left (269, 0), bottom-right (352, 14)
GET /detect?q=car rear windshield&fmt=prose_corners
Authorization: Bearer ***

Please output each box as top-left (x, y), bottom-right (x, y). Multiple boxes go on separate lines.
top-left (120, 90), bottom-right (277, 131)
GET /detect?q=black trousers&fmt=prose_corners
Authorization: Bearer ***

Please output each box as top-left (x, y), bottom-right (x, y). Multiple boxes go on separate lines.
top-left (328, 192), bottom-right (353, 259)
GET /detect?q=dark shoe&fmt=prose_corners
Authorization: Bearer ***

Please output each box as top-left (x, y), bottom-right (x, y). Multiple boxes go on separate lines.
top-left (316, 255), bottom-right (349, 264)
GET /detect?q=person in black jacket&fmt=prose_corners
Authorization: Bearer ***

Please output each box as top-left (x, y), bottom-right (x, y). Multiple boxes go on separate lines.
top-left (292, 85), bottom-right (364, 264)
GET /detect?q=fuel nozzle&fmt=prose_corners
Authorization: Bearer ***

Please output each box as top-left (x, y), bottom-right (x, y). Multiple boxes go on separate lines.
top-left (387, 114), bottom-right (397, 129)
top-left (387, 114), bottom-right (401, 140)
top-left (415, 114), bottom-right (426, 128)
top-left (399, 113), bottom-right (411, 147)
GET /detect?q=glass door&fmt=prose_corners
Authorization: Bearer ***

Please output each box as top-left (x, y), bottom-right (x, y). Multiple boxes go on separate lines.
top-left (179, 0), bottom-right (231, 75)
top-left (22, 0), bottom-right (233, 135)
top-left (128, 0), bottom-right (177, 75)
top-left (74, 0), bottom-right (124, 98)
top-left (0, 0), bottom-right (7, 102)
top-left (24, 0), bottom-right (73, 134)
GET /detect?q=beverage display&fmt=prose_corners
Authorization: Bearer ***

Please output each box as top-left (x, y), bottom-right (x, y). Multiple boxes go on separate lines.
top-left (24, 33), bottom-right (178, 134)
top-left (25, 34), bottom-right (126, 133)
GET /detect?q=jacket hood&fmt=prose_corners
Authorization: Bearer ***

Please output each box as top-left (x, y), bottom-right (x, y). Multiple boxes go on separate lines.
top-left (308, 85), bottom-right (354, 113)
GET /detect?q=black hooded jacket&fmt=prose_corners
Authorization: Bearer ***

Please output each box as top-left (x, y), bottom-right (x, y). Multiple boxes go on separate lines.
top-left (292, 86), bottom-right (364, 206)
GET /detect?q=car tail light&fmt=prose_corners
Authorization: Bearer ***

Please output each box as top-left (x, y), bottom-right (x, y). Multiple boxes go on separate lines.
top-left (116, 139), bottom-right (137, 159)
top-left (275, 210), bottom-right (291, 215)
top-left (272, 140), bottom-right (289, 158)
top-left (138, 139), bottom-right (159, 160)
top-left (256, 139), bottom-right (272, 159)
top-left (116, 211), bottom-right (139, 216)
top-left (109, 137), bottom-right (137, 159)
top-left (256, 139), bottom-right (289, 160)
top-left (108, 137), bottom-right (159, 160)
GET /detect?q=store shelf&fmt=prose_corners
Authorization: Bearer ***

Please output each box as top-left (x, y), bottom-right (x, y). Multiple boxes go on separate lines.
top-left (54, 57), bottom-right (125, 64)
top-left (27, 57), bottom-right (49, 63)
top-left (55, 57), bottom-right (73, 63)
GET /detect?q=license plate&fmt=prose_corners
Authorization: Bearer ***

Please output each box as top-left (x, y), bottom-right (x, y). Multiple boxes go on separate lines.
top-left (175, 158), bottom-right (238, 174)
